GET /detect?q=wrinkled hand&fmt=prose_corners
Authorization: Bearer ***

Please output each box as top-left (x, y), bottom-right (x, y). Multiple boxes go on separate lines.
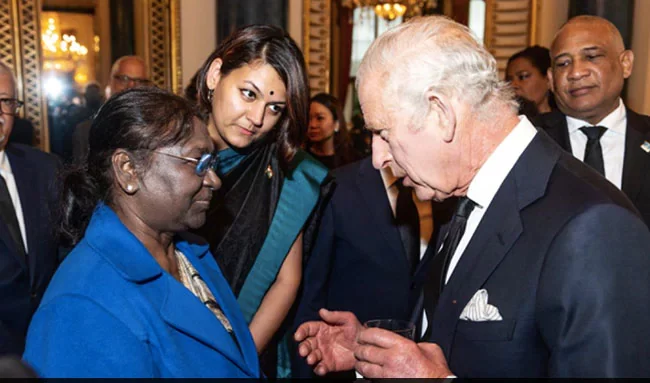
top-left (354, 327), bottom-right (453, 378)
top-left (294, 309), bottom-right (362, 376)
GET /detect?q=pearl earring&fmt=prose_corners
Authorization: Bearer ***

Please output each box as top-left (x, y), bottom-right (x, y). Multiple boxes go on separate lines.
top-left (126, 184), bottom-right (134, 192)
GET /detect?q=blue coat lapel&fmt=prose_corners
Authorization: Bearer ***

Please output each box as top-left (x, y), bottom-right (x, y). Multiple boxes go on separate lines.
top-left (178, 241), bottom-right (259, 375)
top-left (158, 275), bottom-right (253, 375)
top-left (86, 205), bottom-right (258, 377)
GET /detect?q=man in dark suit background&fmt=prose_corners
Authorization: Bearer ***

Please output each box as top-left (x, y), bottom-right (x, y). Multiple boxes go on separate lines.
top-left (535, 15), bottom-right (650, 225)
top-left (72, 56), bottom-right (149, 164)
top-left (0, 63), bottom-right (60, 355)
top-left (292, 155), bottom-right (452, 378)
top-left (294, 16), bottom-right (650, 378)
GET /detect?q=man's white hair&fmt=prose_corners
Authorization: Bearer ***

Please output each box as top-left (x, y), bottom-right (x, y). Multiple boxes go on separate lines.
top-left (357, 16), bottom-right (516, 117)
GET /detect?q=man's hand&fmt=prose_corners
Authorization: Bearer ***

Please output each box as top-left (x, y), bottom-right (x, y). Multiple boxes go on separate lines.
top-left (354, 327), bottom-right (453, 378)
top-left (294, 309), bottom-right (362, 376)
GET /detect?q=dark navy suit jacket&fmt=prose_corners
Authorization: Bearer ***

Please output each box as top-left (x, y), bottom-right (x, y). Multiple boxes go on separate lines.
top-left (0, 143), bottom-right (60, 355)
top-left (424, 131), bottom-right (650, 377)
top-left (534, 108), bottom-right (650, 226)
top-left (293, 157), bottom-right (451, 378)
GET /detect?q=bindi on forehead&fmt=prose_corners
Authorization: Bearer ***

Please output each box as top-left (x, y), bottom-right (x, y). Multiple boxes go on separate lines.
top-left (269, 90), bottom-right (274, 96)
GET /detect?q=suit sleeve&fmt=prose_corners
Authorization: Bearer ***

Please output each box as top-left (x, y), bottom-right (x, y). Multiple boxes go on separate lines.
top-left (537, 204), bottom-right (650, 377)
top-left (23, 295), bottom-right (154, 378)
top-left (292, 198), bottom-right (337, 378)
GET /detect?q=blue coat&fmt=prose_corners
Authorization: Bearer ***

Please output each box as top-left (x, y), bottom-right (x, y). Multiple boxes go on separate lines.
top-left (23, 204), bottom-right (260, 378)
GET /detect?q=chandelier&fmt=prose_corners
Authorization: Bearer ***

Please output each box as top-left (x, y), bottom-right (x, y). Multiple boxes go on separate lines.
top-left (341, 0), bottom-right (438, 21)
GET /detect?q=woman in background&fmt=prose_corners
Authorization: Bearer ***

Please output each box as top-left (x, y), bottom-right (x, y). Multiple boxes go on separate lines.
top-left (194, 24), bottom-right (331, 377)
top-left (506, 45), bottom-right (556, 117)
top-left (306, 93), bottom-right (358, 169)
top-left (23, 88), bottom-right (260, 378)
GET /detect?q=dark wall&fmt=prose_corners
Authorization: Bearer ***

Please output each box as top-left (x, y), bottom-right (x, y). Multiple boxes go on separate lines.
top-left (569, 0), bottom-right (634, 49)
top-left (109, 0), bottom-right (135, 62)
top-left (217, 0), bottom-right (287, 43)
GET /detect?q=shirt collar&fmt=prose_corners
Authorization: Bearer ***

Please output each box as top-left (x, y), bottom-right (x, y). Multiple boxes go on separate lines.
top-left (566, 98), bottom-right (626, 134)
top-left (380, 166), bottom-right (399, 190)
top-left (84, 203), bottom-right (211, 282)
top-left (0, 149), bottom-right (8, 175)
top-left (467, 116), bottom-right (538, 209)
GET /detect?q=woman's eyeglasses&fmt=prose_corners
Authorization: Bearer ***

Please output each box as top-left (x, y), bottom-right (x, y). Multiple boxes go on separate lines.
top-left (152, 151), bottom-right (219, 177)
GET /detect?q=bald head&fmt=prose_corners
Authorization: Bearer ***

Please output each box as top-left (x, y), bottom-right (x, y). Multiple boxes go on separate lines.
top-left (553, 15), bottom-right (625, 54)
top-left (107, 56), bottom-right (150, 98)
top-left (0, 62), bottom-right (16, 93)
top-left (548, 15), bottom-right (634, 124)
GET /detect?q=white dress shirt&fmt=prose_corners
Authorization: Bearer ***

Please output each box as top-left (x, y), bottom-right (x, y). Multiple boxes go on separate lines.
top-left (380, 167), bottom-right (433, 259)
top-left (566, 98), bottom-right (626, 189)
top-left (0, 150), bottom-right (28, 252)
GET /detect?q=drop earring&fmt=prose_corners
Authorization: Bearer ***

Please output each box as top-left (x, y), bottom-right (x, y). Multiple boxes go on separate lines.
top-left (208, 89), bottom-right (214, 102)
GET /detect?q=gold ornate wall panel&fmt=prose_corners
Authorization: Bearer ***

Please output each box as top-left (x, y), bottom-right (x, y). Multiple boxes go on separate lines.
top-left (303, 0), bottom-right (331, 95)
top-left (484, 0), bottom-right (535, 77)
top-left (143, 0), bottom-right (182, 94)
top-left (1, 0), bottom-right (48, 150)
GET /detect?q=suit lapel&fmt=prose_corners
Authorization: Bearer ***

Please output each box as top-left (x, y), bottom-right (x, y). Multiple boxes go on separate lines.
top-left (428, 132), bottom-right (560, 355)
top-left (4, 147), bottom-right (33, 269)
top-left (356, 159), bottom-right (406, 261)
top-left (621, 109), bottom-right (650, 202)
top-left (539, 110), bottom-right (572, 152)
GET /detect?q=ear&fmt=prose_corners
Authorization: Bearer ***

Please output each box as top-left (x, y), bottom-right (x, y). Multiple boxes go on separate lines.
top-left (111, 149), bottom-right (139, 195)
top-left (206, 58), bottom-right (223, 90)
top-left (424, 89), bottom-right (456, 143)
top-left (620, 50), bottom-right (634, 79)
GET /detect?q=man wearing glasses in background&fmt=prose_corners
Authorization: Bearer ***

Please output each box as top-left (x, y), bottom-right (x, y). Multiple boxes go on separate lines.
top-left (0, 63), bottom-right (61, 357)
top-left (72, 55), bottom-right (150, 163)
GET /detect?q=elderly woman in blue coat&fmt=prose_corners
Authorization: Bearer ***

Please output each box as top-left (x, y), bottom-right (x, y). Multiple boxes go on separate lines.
top-left (23, 87), bottom-right (260, 378)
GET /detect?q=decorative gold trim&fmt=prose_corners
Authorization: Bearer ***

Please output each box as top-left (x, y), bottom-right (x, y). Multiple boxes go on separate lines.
top-left (170, 0), bottom-right (182, 94)
top-left (16, 0), bottom-right (48, 150)
top-left (483, 0), bottom-right (495, 48)
top-left (303, 0), bottom-right (331, 95)
top-left (529, 0), bottom-right (538, 45)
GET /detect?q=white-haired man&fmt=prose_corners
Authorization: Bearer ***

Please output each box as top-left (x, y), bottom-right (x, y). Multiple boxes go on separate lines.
top-left (295, 16), bottom-right (650, 378)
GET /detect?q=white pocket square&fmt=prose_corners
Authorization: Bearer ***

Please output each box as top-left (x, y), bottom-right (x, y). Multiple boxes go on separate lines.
top-left (459, 289), bottom-right (503, 322)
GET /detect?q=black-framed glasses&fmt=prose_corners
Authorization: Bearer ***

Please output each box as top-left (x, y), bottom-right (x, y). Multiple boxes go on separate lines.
top-left (0, 98), bottom-right (24, 116)
top-left (152, 151), bottom-right (219, 177)
top-left (112, 74), bottom-right (153, 87)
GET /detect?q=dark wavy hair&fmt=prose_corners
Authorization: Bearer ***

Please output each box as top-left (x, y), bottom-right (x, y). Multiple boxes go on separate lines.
top-left (58, 87), bottom-right (201, 246)
top-left (307, 93), bottom-right (356, 167)
top-left (196, 24), bottom-right (309, 171)
top-left (507, 45), bottom-right (557, 110)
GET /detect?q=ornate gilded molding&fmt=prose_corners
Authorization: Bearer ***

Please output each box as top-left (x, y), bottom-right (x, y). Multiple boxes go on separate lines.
top-left (1, 0), bottom-right (48, 150)
top-left (143, 0), bottom-right (182, 93)
top-left (303, 0), bottom-right (331, 95)
top-left (484, 0), bottom-right (533, 77)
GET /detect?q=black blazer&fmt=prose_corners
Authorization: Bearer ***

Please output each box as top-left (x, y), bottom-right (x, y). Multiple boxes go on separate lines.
top-left (534, 108), bottom-right (650, 225)
top-left (293, 157), bottom-right (450, 378)
top-left (424, 131), bottom-right (650, 377)
top-left (0, 143), bottom-right (60, 355)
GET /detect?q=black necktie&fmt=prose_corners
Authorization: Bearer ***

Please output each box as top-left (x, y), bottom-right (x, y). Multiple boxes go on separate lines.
top-left (0, 174), bottom-right (25, 257)
top-left (423, 196), bottom-right (476, 339)
top-left (580, 126), bottom-right (607, 175)
top-left (395, 180), bottom-right (420, 274)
